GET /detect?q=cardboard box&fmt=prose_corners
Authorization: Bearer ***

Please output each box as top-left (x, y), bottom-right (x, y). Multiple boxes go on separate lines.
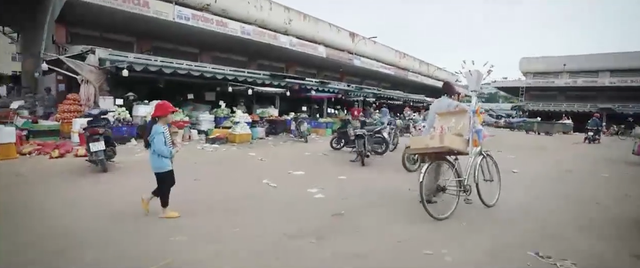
top-left (407, 109), bottom-right (470, 155)
top-left (407, 134), bottom-right (468, 155)
top-left (431, 109), bottom-right (470, 137)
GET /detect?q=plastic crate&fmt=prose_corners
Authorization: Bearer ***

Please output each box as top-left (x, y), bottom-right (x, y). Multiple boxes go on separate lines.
top-left (214, 117), bottom-right (230, 127)
top-left (60, 122), bottom-right (72, 138)
top-left (0, 143), bottom-right (18, 161)
top-left (312, 128), bottom-right (328, 136)
top-left (28, 129), bottom-right (60, 141)
top-left (227, 133), bottom-right (251, 144)
top-left (325, 122), bottom-right (334, 129)
top-left (110, 125), bottom-right (138, 139)
top-left (30, 123), bottom-right (61, 131)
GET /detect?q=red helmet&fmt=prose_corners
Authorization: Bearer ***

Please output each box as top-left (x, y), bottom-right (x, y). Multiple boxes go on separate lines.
top-left (593, 113), bottom-right (600, 118)
top-left (151, 101), bottom-right (178, 118)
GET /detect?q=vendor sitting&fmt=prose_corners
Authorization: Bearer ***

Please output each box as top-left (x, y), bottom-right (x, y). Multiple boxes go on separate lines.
top-left (236, 100), bottom-right (248, 114)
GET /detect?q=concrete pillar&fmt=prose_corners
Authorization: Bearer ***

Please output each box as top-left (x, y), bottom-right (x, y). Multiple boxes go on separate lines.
top-left (19, 0), bottom-right (66, 104)
top-left (285, 63), bottom-right (297, 74)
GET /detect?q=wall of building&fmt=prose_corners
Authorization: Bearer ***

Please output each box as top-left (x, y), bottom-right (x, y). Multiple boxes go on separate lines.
top-left (0, 35), bottom-right (21, 74)
top-left (520, 51), bottom-right (640, 73)
top-left (172, 0), bottom-right (457, 82)
top-left (525, 89), bottom-right (640, 104)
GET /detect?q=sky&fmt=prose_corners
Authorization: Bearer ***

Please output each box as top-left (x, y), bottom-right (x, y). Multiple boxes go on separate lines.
top-left (274, 0), bottom-right (640, 80)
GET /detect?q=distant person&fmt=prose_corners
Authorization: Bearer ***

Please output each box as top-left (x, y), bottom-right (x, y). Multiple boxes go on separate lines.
top-left (42, 87), bottom-right (56, 120)
top-left (586, 113), bottom-right (603, 138)
top-left (625, 117), bottom-right (636, 133)
top-left (349, 104), bottom-right (362, 121)
top-left (363, 106), bottom-right (373, 119)
top-left (380, 104), bottom-right (390, 125)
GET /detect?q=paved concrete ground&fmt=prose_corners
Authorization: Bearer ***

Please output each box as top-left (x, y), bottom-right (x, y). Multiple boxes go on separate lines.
top-left (1, 130), bottom-right (640, 268)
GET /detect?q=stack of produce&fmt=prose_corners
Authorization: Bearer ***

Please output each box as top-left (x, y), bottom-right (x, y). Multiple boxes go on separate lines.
top-left (54, 93), bottom-right (84, 123)
top-left (113, 107), bottom-right (133, 126)
top-left (230, 111), bottom-right (251, 134)
top-left (171, 109), bottom-right (190, 130)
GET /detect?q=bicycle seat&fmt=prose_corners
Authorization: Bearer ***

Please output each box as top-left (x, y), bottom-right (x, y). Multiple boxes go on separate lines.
top-left (354, 129), bottom-right (367, 135)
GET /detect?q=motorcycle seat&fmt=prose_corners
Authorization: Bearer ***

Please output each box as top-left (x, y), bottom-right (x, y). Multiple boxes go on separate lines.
top-left (363, 126), bottom-right (381, 132)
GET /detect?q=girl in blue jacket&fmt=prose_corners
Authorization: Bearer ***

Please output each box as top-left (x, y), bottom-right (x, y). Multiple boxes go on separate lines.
top-left (141, 101), bottom-right (180, 218)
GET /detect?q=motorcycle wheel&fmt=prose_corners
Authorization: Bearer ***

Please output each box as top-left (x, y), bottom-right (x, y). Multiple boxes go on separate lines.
top-left (389, 133), bottom-right (400, 152)
top-left (329, 136), bottom-right (345, 150)
top-left (371, 135), bottom-right (389, 155)
top-left (401, 147), bottom-right (422, 172)
top-left (98, 158), bottom-right (108, 173)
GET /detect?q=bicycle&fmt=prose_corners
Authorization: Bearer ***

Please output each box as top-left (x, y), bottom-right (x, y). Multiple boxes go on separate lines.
top-left (418, 147), bottom-right (501, 221)
top-left (618, 129), bottom-right (632, 140)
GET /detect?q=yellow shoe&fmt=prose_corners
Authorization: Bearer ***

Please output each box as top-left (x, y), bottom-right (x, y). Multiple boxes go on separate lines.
top-left (141, 197), bottom-right (150, 215)
top-left (159, 210), bottom-right (180, 219)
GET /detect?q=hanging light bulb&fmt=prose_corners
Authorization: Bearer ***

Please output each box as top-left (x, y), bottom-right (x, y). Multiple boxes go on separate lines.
top-left (228, 86), bottom-right (232, 92)
top-left (247, 89), bottom-right (252, 95)
top-left (311, 90), bottom-right (316, 95)
top-left (40, 62), bottom-right (49, 71)
top-left (286, 90), bottom-right (290, 96)
top-left (121, 69), bottom-right (129, 77)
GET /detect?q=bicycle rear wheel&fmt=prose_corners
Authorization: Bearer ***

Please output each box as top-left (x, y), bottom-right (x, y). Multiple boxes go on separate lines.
top-left (618, 130), bottom-right (629, 140)
top-left (419, 158), bottom-right (462, 221)
top-left (474, 153), bottom-right (501, 208)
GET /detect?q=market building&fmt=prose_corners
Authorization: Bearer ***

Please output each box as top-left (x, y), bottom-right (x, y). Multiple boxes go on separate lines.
top-left (0, 0), bottom-right (453, 146)
top-left (0, 0), bottom-right (459, 102)
top-left (490, 51), bottom-right (640, 128)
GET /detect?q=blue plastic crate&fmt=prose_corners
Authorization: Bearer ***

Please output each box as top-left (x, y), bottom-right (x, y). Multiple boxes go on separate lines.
top-left (215, 117), bottom-right (230, 126)
top-left (325, 122), bottom-right (334, 129)
top-left (111, 125), bottom-right (138, 139)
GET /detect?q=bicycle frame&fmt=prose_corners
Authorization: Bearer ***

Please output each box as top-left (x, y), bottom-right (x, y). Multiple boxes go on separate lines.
top-left (418, 147), bottom-right (485, 191)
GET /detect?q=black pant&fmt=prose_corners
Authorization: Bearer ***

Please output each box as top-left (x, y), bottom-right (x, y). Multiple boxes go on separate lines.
top-left (152, 170), bottom-right (176, 208)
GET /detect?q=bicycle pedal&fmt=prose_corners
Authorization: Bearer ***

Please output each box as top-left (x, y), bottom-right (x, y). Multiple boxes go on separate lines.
top-left (463, 198), bottom-right (473, 204)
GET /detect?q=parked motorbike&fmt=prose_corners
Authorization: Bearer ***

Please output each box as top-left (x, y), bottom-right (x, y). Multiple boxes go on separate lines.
top-left (83, 109), bottom-right (117, 172)
top-left (398, 120), bottom-right (413, 137)
top-left (584, 127), bottom-right (601, 144)
top-left (387, 120), bottom-right (400, 152)
top-left (330, 119), bottom-right (354, 150)
top-left (330, 120), bottom-right (389, 155)
top-left (351, 129), bottom-right (371, 166)
top-left (291, 117), bottom-right (310, 143)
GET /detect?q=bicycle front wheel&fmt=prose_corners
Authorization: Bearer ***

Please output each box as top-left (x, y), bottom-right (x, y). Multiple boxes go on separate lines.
top-left (474, 153), bottom-right (502, 208)
top-left (419, 158), bottom-right (462, 221)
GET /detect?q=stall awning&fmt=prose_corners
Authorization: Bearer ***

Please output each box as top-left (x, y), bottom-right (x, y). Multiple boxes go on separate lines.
top-left (93, 47), bottom-right (432, 103)
top-left (95, 48), bottom-right (349, 93)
